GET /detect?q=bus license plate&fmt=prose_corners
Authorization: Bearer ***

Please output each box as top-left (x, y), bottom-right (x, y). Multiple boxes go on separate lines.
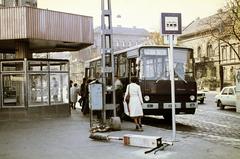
top-left (163, 103), bottom-right (181, 109)
top-left (147, 104), bottom-right (153, 108)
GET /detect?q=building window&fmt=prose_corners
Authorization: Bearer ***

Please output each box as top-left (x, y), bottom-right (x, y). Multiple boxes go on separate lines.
top-left (202, 67), bottom-right (207, 77)
top-left (230, 67), bottom-right (234, 80)
top-left (197, 46), bottom-right (202, 58)
top-left (230, 47), bottom-right (234, 60)
top-left (122, 41), bottom-right (125, 47)
top-left (116, 40), bottom-right (119, 47)
top-left (238, 45), bottom-right (240, 57)
top-left (207, 43), bottom-right (213, 57)
top-left (128, 41), bottom-right (132, 47)
top-left (221, 47), bottom-right (227, 61)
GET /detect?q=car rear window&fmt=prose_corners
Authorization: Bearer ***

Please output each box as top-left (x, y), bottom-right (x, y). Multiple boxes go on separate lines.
top-left (229, 88), bottom-right (234, 95)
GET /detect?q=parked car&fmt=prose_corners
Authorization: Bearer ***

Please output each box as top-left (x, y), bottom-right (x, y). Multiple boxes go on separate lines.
top-left (197, 91), bottom-right (206, 104)
top-left (215, 86), bottom-right (236, 109)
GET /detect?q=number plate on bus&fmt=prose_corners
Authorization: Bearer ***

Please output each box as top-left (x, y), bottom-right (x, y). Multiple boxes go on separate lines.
top-left (163, 103), bottom-right (181, 109)
top-left (142, 103), bottom-right (158, 109)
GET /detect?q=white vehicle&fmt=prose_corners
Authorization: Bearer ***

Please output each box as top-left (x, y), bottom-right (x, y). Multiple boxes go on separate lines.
top-left (197, 91), bottom-right (206, 104)
top-left (215, 86), bottom-right (236, 109)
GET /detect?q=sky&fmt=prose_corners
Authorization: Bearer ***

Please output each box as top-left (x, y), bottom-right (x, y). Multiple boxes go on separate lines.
top-left (38, 0), bottom-right (226, 32)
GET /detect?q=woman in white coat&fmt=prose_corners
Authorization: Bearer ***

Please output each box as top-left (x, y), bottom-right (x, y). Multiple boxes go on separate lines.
top-left (124, 77), bottom-right (144, 130)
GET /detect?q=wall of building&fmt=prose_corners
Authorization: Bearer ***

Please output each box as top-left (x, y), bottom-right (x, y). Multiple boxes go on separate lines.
top-left (179, 23), bottom-right (240, 91)
top-left (179, 34), bottom-right (220, 90)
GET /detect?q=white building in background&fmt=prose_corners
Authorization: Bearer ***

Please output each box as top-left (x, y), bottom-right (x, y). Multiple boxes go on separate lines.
top-left (0, 0), bottom-right (37, 7)
top-left (70, 26), bottom-right (150, 83)
top-left (94, 26), bottom-right (149, 53)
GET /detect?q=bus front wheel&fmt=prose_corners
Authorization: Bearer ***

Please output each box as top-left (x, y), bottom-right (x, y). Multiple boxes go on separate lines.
top-left (163, 114), bottom-right (172, 121)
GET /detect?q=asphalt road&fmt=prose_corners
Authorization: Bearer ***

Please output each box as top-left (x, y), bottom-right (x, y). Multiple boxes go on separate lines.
top-left (0, 93), bottom-right (240, 159)
top-left (142, 91), bottom-right (240, 149)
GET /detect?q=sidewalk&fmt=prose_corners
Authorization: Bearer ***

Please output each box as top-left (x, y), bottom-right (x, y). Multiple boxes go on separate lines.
top-left (0, 109), bottom-right (239, 159)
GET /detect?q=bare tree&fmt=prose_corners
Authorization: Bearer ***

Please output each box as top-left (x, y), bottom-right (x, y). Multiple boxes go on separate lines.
top-left (206, 0), bottom-right (240, 59)
top-left (149, 32), bottom-right (164, 45)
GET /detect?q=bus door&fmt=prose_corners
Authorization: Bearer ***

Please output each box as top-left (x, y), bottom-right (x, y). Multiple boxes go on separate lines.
top-left (129, 58), bottom-right (139, 78)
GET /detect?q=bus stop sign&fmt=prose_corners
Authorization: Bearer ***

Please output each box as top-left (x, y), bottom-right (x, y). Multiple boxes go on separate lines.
top-left (161, 13), bottom-right (182, 35)
top-left (160, 12), bottom-right (182, 142)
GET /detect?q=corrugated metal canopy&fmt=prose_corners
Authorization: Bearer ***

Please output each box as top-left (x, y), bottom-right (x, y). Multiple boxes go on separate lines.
top-left (0, 39), bottom-right (92, 53)
top-left (0, 7), bottom-right (94, 53)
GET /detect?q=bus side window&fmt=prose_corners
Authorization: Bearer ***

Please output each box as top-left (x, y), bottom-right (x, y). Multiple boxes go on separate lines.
top-left (130, 59), bottom-right (137, 76)
top-left (136, 58), bottom-right (140, 77)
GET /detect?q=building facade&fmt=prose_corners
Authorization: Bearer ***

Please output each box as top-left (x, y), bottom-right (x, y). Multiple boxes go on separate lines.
top-left (0, 0), bottom-right (37, 7)
top-left (178, 13), bottom-right (240, 91)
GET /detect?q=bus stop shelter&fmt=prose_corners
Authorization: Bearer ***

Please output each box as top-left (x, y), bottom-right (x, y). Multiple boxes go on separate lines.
top-left (0, 6), bottom-right (93, 118)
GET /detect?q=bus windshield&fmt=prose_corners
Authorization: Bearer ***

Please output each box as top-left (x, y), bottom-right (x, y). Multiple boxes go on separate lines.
top-left (139, 47), bottom-right (193, 81)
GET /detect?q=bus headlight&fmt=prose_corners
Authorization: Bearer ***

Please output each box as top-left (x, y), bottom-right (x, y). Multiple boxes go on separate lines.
top-left (190, 95), bottom-right (195, 101)
top-left (144, 95), bottom-right (150, 101)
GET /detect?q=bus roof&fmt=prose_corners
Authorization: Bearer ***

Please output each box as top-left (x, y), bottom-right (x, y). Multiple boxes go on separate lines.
top-left (113, 44), bottom-right (193, 55)
top-left (85, 44), bottom-right (193, 66)
top-left (84, 56), bottom-right (101, 68)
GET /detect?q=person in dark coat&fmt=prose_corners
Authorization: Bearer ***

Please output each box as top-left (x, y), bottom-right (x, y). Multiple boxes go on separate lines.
top-left (79, 77), bottom-right (87, 112)
top-left (82, 79), bottom-right (92, 115)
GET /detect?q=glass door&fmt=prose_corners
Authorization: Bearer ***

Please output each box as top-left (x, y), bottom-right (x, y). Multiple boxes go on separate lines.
top-left (2, 74), bottom-right (25, 108)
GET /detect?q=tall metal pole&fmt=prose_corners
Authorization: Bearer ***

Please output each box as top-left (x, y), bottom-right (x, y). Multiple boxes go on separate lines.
top-left (101, 0), bottom-right (116, 123)
top-left (161, 12), bottom-right (181, 142)
top-left (169, 35), bottom-right (176, 141)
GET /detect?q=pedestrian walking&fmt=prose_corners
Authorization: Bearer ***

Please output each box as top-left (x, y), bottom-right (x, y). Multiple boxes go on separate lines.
top-left (70, 83), bottom-right (80, 109)
top-left (82, 79), bottom-right (92, 115)
top-left (52, 77), bottom-right (59, 103)
top-left (79, 77), bottom-right (87, 111)
top-left (69, 80), bottom-right (73, 108)
top-left (114, 75), bottom-right (123, 90)
top-left (114, 75), bottom-right (123, 104)
top-left (124, 77), bottom-right (144, 131)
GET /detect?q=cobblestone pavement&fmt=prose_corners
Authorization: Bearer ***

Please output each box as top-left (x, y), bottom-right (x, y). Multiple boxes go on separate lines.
top-left (143, 92), bottom-right (240, 149)
top-left (176, 108), bottom-right (240, 149)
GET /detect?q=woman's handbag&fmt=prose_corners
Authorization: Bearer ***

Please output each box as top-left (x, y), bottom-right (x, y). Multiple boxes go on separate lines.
top-left (123, 85), bottom-right (130, 116)
top-left (125, 85), bottom-right (130, 104)
top-left (123, 101), bottom-right (130, 116)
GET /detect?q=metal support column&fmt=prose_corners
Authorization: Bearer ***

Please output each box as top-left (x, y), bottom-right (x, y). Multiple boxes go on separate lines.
top-left (101, 0), bottom-right (116, 123)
